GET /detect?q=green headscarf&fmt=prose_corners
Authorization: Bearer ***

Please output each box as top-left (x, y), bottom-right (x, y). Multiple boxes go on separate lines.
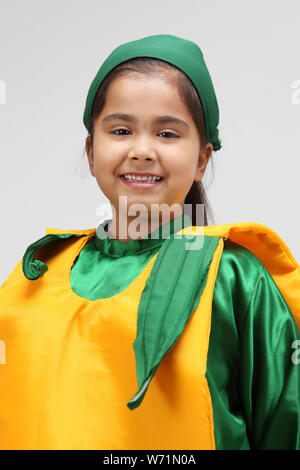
top-left (83, 34), bottom-right (222, 151)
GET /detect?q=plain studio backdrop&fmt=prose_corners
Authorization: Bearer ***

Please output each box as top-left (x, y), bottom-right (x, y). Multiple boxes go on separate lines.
top-left (0, 0), bottom-right (299, 285)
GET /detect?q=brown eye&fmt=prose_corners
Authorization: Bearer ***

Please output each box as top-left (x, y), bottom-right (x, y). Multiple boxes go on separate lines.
top-left (159, 131), bottom-right (180, 138)
top-left (110, 129), bottom-right (131, 136)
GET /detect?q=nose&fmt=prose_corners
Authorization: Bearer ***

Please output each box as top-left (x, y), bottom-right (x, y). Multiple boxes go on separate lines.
top-left (128, 153), bottom-right (156, 163)
top-left (127, 137), bottom-right (157, 162)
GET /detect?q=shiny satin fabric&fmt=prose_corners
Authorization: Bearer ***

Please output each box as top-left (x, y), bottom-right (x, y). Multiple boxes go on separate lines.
top-left (0, 231), bottom-right (221, 450)
top-left (208, 240), bottom-right (300, 449)
top-left (1, 221), bottom-right (300, 449)
top-left (71, 215), bottom-right (186, 300)
top-left (69, 222), bottom-right (300, 449)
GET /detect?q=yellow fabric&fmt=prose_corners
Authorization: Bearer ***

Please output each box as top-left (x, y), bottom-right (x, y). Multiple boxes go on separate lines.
top-left (178, 223), bottom-right (300, 331)
top-left (0, 226), bottom-right (222, 450)
top-left (0, 221), bottom-right (299, 450)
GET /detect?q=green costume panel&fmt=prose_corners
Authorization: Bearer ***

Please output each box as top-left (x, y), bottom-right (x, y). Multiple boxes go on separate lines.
top-left (66, 216), bottom-right (300, 450)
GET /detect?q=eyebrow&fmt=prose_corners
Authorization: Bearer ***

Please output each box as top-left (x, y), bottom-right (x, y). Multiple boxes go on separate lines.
top-left (101, 113), bottom-right (189, 129)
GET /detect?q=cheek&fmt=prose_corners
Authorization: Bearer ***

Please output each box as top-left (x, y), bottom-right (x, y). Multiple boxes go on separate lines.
top-left (176, 144), bottom-right (199, 172)
top-left (92, 146), bottom-right (120, 174)
top-left (167, 153), bottom-right (196, 178)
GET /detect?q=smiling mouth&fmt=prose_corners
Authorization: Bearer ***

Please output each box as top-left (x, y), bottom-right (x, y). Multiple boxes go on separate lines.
top-left (120, 175), bottom-right (164, 188)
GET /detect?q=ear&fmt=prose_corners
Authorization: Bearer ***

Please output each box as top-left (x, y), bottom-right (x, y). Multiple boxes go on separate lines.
top-left (194, 143), bottom-right (213, 182)
top-left (85, 136), bottom-right (95, 177)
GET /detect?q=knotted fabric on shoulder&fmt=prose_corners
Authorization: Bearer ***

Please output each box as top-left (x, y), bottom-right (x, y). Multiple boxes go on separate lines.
top-left (22, 227), bottom-right (96, 280)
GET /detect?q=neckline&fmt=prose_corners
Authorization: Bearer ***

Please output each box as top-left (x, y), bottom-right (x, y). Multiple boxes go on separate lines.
top-left (92, 213), bottom-right (192, 258)
top-left (65, 233), bottom-right (160, 304)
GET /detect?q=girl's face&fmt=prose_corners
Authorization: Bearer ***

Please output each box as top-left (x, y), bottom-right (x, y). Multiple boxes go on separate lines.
top-left (86, 74), bottom-right (213, 221)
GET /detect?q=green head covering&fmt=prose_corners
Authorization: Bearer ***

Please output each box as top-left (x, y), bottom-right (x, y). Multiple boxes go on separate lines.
top-left (83, 34), bottom-right (222, 151)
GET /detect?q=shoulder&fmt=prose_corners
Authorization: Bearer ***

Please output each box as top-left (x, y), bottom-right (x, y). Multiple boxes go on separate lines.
top-left (2, 231), bottom-right (89, 286)
top-left (218, 238), bottom-right (265, 282)
top-left (212, 238), bottom-right (269, 333)
top-left (213, 237), bottom-right (298, 335)
top-left (214, 237), bottom-right (266, 285)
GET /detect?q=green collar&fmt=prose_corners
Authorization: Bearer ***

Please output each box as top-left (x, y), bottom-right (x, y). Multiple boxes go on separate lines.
top-left (92, 214), bottom-right (192, 258)
top-left (22, 214), bottom-right (193, 279)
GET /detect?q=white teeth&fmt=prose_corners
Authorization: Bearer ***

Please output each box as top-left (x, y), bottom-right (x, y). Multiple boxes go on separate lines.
top-left (122, 174), bottom-right (162, 182)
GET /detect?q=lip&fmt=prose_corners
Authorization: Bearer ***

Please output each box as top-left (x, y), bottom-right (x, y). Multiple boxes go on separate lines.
top-left (120, 175), bottom-right (164, 189)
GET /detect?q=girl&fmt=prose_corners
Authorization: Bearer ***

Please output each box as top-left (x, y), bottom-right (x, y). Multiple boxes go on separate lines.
top-left (1, 34), bottom-right (300, 450)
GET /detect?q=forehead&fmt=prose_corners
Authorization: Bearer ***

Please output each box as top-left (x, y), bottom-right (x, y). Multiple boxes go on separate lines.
top-left (103, 75), bottom-right (188, 115)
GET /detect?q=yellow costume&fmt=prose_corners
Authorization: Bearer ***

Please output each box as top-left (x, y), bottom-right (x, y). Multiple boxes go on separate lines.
top-left (0, 222), bottom-right (299, 449)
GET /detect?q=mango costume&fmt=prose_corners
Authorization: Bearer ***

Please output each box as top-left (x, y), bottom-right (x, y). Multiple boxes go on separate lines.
top-left (0, 213), bottom-right (300, 450)
top-left (1, 34), bottom-right (299, 450)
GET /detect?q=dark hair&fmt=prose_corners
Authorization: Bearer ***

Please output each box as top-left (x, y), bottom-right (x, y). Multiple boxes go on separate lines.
top-left (86, 57), bottom-right (215, 226)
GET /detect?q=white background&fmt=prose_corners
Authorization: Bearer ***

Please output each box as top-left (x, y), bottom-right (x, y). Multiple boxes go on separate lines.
top-left (0, 0), bottom-right (299, 285)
